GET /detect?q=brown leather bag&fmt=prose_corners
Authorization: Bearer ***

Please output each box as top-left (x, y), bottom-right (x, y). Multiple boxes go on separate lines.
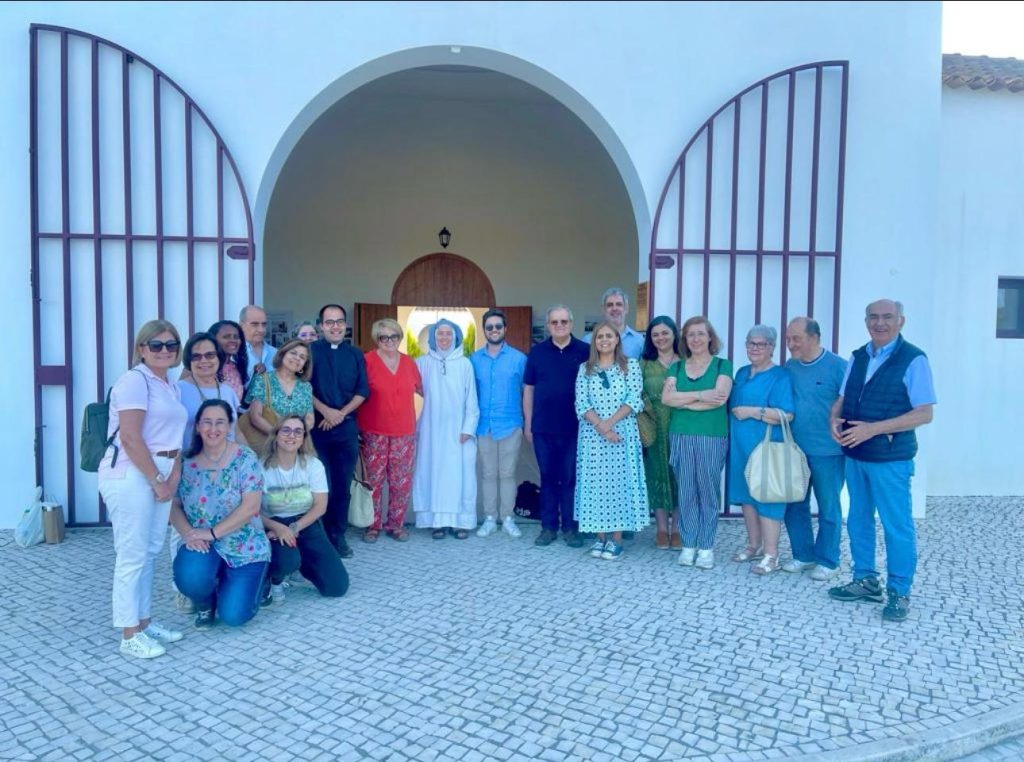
top-left (236, 373), bottom-right (277, 454)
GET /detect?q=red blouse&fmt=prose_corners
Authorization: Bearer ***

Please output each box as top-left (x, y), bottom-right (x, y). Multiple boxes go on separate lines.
top-left (357, 351), bottom-right (422, 437)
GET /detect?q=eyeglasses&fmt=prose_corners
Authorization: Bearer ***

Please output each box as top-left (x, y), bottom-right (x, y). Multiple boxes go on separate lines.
top-left (189, 351), bottom-right (218, 362)
top-left (484, 323), bottom-right (504, 331)
top-left (598, 370), bottom-right (610, 389)
top-left (745, 341), bottom-right (770, 350)
top-left (279, 427), bottom-right (305, 438)
top-left (297, 331), bottom-right (317, 339)
top-left (378, 334), bottom-right (401, 343)
top-left (145, 340), bottom-right (180, 353)
top-left (549, 319), bottom-right (571, 326)
top-left (322, 319), bottom-right (346, 328)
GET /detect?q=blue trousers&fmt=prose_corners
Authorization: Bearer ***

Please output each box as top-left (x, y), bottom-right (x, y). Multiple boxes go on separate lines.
top-left (173, 547), bottom-right (268, 627)
top-left (533, 432), bottom-right (579, 533)
top-left (845, 458), bottom-right (917, 596)
top-left (784, 454), bottom-right (845, 568)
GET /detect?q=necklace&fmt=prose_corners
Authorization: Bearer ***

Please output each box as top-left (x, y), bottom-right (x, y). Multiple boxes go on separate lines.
top-left (658, 353), bottom-right (678, 369)
top-left (195, 378), bottom-right (221, 401)
top-left (202, 443), bottom-right (230, 469)
top-left (275, 458), bottom-right (302, 492)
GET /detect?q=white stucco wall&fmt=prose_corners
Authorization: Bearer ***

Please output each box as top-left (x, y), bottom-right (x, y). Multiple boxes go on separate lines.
top-left (0, 1), bottom-right (942, 526)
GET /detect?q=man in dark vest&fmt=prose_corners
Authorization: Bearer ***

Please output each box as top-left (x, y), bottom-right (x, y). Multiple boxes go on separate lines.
top-left (827, 299), bottom-right (935, 622)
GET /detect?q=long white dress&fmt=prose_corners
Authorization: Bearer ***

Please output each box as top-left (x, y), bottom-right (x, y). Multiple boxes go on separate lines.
top-left (412, 347), bottom-right (480, 530)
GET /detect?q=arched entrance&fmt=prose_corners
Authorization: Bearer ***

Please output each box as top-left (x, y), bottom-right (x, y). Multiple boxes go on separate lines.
top-left (258, 49), bottom-right (646, 347)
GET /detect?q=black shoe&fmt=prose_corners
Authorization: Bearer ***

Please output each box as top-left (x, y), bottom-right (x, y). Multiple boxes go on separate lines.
top-left (259, 585), bottom-right (273, 608)
top-left (562, 530), bottom-right (583, 548)
top-left (334, 536), bottom-right (354, 559)
top-left (534, 529), bottom-right (557, 547)
top-left (828, 576), bottom-right (883, 603)
top-left (882, 589), bottom-right (911, 622)
top-left (194, 609), bottom-right (215, 630)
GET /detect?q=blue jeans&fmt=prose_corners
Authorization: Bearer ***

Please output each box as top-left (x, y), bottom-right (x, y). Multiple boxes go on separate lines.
top-left (173, 547), bottom-right (268, 626)
top-left (784, 454), bottom-right (845, 568)
top-left (532, 432), bottom-right (578, 533)
top-left (845, 458), bottom-right (917, 596)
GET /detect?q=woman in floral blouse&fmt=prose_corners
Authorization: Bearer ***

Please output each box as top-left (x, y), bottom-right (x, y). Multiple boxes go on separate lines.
top-left (244, 339), bottom-right (315, 451)
top-left (171, 399), bottom-right (270, 629)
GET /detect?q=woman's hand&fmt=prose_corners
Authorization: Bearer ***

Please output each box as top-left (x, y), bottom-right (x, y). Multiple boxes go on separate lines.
top-left (595, 418), bottom-right (614, 435)
top-left (184, 527), bottom-right (212, 552)
top-left (731, 406), bottom-right (755, 420)
top-left (274, 523), bottom-right (299, 548)
top-left (153, 479), bottom-right (175, 503)
top-left (602, 429), bottom-right (622, 444)
top-left (703, 388), bottom-right (730, 405)
top-left (459, 433), bottom-right (473, 444)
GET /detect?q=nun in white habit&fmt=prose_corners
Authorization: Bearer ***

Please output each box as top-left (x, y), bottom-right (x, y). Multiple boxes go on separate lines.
top-left (412, 319), bottom-right (480, 538)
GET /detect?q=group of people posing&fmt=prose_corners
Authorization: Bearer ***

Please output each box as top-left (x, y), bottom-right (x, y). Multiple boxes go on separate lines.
top-left (97, 290), bottom-right (934, 659)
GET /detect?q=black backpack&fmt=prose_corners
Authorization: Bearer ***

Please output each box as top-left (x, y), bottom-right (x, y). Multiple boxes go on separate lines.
top-left (79, 368), bottom-right (145, 472)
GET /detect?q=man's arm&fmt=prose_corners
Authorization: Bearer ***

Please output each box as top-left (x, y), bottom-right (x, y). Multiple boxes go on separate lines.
top-left (523, 384), bottom-right (534, 443)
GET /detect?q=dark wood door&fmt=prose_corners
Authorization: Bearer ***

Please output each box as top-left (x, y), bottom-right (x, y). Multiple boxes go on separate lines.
top-left (497, 306), bottom-right (533, 353)
top-left (353, 303), bottom-right (398, 351)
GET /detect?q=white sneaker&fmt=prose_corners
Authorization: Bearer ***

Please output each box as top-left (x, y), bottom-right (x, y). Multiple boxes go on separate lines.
top-left (477, 517), bottom-right (498, 537)
top-left (782, 559), bottom-right (816, 573)
top-left (175, 592), bottom-right (194, 614)
top-left (677, 547), bottom-right (696, 566)
top-left (144, 621), bottom-right (184, 643)
top-left (120, 632), bottom-right (166, 659)
top-left (810, 564), bottom-right (842, 581)
top-left (271, 583), bottom-right (287, 604)
top-left (695, 549), bottom-right (715, 570)
top-left (502, 516), bottom-right (522, 538)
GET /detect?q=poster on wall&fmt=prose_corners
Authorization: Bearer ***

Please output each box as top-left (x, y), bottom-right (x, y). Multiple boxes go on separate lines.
top-left (267, 311), bottom-right (294, 348)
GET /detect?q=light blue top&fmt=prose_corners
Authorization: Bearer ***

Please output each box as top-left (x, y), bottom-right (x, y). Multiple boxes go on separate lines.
top-left (471, 343), bottom-right (527, 440)
top-left (839, 337), bottom-right (937, 407)
top-left (583, 325), bottom-right (644, 359)
top-left (728, 364), bottom-right (795, 508)
top-left (245, 341), bottom-right (276, 380)
top-left (784, 350), bottom-right (846, 457)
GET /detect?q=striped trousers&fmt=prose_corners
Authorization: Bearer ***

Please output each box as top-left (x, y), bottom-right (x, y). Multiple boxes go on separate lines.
top-left (669, 434), bottom-right (728, 550)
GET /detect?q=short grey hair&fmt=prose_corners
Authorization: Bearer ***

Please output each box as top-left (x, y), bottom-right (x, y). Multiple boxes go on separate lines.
top-left (864, 299), bottom-right (904, 318)
top-left (804, 318), bottom-right (821, 338)
top-left (747, 324), bottom-right (777, 345)
top-left (239, 304), bottom-right (265, 322)
top-left (601, 287), bottom-right (629, 307)
top-left (546, 304), bottom-right (574, 322)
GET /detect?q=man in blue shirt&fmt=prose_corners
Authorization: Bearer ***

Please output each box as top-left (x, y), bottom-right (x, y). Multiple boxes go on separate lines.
top-left (583, 287), bottom-right (645, 359)
top-left (828, 299), bottom-right (936, 622)
top-left (782, 317), bottom-right (847, 581)
top-left (471, 309), bottom-right (528, 539)
top-left (240, 304), bottom-right (276, 380)
top-left (524, 305), bottom-right (590, 548)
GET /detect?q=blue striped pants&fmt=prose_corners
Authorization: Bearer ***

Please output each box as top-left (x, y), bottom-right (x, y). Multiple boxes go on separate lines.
top-left (669, 434), bottom-right (728, 550)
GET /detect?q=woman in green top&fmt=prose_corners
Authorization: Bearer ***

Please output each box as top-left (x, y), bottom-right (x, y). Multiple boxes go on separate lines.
top-left (661, 317), bottom-right (733, 570)
top-left (641, 316), bottom-right (681, 550)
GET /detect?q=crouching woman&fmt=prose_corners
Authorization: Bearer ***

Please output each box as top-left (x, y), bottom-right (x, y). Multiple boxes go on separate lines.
top-left (259, 416), bottom-right (350, 605)
top-left (171, 399), bottom-right (270, 629)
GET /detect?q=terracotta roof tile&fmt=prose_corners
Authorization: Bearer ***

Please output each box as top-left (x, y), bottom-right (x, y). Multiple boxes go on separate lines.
top-left (943, 53), bottom-right (1024, 93)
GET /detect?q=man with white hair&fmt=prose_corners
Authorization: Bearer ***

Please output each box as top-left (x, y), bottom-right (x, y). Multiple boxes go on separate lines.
top-left (584, 287), bottom-right (644, 359)
top-left (240, 304), bottom-right (276, 379)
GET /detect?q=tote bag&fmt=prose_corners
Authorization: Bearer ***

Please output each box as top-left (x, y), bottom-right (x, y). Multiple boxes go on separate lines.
top-left (744, 410), bottom-right (810, 503)
top-left (236, 374), bottom-right (278, 453)
top-left (348, 457), bottom-right (374, 528)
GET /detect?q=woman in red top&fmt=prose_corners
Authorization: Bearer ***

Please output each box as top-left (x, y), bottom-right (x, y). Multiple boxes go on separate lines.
top-left (358, 318), bottom-right (423, 542)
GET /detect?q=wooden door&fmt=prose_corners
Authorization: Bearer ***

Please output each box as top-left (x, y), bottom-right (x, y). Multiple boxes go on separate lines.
top-left (497, 306), bottom-right (533, 353)
top-left (353, 303), bottom-right (397, 351)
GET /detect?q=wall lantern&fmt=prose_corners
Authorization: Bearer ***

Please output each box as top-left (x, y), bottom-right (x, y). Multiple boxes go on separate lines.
top-left (438, 227), bottom-right (452, 249)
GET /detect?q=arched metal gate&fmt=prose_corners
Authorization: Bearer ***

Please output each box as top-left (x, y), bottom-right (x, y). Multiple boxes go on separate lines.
top-left (30, 25), bottom-right (255, 525)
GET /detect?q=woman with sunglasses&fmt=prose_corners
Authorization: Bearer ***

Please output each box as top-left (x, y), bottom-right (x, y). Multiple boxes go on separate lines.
top-left (97, 320), bottom-right (189, 659)
top-left (357, 318), bottom-right (422, 543)
top-left (171, 399), bottom-right (269, 629)
top-left (574, 321), bottom-right (649, 561)
top-left (259, 416), bottom-right (349, 604)
top-left (177, 332), bottom-right (247, 451)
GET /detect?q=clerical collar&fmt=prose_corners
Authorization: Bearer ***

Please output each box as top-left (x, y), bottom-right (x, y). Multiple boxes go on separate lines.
top-left (330, 343), bottom-right (340, 350)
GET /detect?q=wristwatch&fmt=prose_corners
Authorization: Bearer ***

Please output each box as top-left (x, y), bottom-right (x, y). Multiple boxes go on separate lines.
top-left (149, 473), bottom-right (166, 487)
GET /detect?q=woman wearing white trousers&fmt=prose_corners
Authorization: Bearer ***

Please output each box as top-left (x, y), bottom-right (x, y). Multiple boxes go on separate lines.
top-left (98, 320), bottom-right (188, 658)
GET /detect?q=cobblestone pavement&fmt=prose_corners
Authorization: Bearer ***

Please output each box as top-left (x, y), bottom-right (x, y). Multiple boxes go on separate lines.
top-left (2, 496), bottom-right (1022, 761)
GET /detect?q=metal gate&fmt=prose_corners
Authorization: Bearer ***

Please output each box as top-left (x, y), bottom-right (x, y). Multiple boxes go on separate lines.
top-left (649, 61), bottom-right (849, 361)
top-left (30, 25), bottom-right (255, 525)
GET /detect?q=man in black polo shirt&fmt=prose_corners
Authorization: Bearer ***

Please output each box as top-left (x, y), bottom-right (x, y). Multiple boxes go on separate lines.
top-left (523, 304), bottom-right (590, 548)
top-left (310, 304), bottom-right (369, 559)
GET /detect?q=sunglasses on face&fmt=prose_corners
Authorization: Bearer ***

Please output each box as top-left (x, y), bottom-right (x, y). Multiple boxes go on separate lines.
top-left (190, 351), bottom-right (218, 362)
top-left (484, 323), bottom-right (504, 331)
top-left (378, 334), bottom-right (401, 343)
top-left (145, 340), bottom-right (180, 353)
top-left (549, 319), bottom-right (570, 326)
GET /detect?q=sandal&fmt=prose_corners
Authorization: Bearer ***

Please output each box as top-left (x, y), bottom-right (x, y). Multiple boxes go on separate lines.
top-left (655, 530), bottom-right (670, 550)
top-left (431, 529), bottom-right (446, 540)
top-left (751, 554), bottom-right (779, 575)
top-left (450, 528), bottom-right (469, 540)
top-left (363, 529), bottom-right (380, 543)
top-left (387, 529), bottom-right (410, 542)
top-left (732, 545), bottom-right (764, 563)
top-left (669, 533), bottom-right (682, 550)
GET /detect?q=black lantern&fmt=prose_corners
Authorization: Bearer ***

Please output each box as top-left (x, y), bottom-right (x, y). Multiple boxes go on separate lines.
top-left (438, 227), bottom-right (452, 248)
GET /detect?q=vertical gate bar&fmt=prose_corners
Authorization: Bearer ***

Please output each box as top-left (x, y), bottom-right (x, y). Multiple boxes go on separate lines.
top-left (185, 102), bottom-right (195, 335)
top-left (91, 39), bottom-right (104, 400)
top-left (807, 66), bottom-right (823, 318)
top-left (675, 161), bottom-right (686, 324)
top-left (153, 70), bottom-right (164, 318)
top-left (30, 27), bottom-right (44, 491)
top-left (61, 31), bottom-right (76, 523)
top-left (780, 72), bottom-right (795, 363)
top-left (217, 143), bottom-right (225, 319)
top-left (728, 98), bottom-right (741, 361)
top-left (755, 82), bottom-right (767, 325)
top-left (702, 121), bottom-right (713, 317)
top-left (122, 51), bottom-right (135, 362)
top-left (832, 64), bottom-right (850, 353)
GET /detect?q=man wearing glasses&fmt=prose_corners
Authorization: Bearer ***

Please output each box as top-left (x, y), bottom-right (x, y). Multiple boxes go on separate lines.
top-left (240, 304), bottom-right (276, 379)
top-left (827, 299), bottom-right (936, 623)
top-left (471, 309), bottom-right (528, 539)
top-left (523, 305), bottom-right (591, 548)
top-left (309, 304), bottom-right (369, 558)
top-left (583, 287), bottom-right (645, 359)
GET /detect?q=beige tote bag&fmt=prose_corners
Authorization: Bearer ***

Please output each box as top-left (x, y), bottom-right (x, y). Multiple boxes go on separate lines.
top-left (744, 410), bottom-right (810, 503)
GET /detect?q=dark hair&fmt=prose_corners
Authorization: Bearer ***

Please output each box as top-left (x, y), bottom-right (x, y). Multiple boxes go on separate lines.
top-left (272, 339), bottom-right (313, 381)
top-left (182, 332), bottom-right (226, 381)
top-left (318, 303), bottom-right (347, 323)
top-left (185, 399), bottom-right (235, 458)
top-left (481, 308), bottom-right (506, 328)
top-left (680, 316), bottom-right (723, 357)
top-left (641, 316), bottom-right (679, 360)
top-left (208, 319), bottom-right (250, 389)
top-left (584, 321), bottom-right (628, 376)
top-left (804, 318), bottom-right (821, 339)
